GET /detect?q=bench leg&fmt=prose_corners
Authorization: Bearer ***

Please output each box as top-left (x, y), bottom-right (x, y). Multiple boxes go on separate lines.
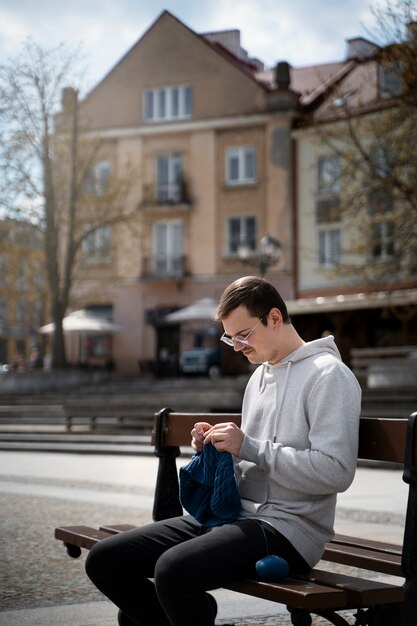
top-left (64, 543), bottom-right (82, 559)
top-left (287, 608), bottom-right (312, 626)
top-left (354, 603), bottom-right (405, 626)
top-left (288, 607), bottom-right (351, 626)
top-left (153, 446), bottom-right (182, 521)
top-left (403, 575), bottom-right (417, 626)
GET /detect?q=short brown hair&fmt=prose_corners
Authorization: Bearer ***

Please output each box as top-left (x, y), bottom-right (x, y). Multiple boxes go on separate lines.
top-left (216, 276), bottom-right (290, 323)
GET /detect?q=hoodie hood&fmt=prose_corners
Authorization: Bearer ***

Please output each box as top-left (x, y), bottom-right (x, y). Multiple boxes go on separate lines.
top-left (258, 335), bottom-right (341, 395)
top-left (266, 335), bottom-right (341, 369)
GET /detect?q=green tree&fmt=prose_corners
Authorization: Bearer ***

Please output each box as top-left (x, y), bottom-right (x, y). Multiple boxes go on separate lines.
top-left (0, 41), bottom-right (136, 368)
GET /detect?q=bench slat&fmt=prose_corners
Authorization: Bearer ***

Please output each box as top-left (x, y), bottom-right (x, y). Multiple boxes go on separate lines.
top-left (225, 578), bottom-right (347, 610)
top-left (99, 524), bottom-right (136, 534)
top-left (54, 525), bottom-right (113, 550)
top-left (307, 569), bottom-right (404, 606)
top-left (358, 417), bottom-right (407, 463)
top-left (153, 413), bottom-right (411, 465)
top-left (152, 412), bottom-right (241, 447)
top-left (332, 533), bottom-right (402, 557)
top-left (323, 542), bottom-right (403, 577)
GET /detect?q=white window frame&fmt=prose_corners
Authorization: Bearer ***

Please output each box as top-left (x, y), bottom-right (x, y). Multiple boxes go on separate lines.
top-left (317, 155), bottom-right (341, 195)
top-left (370, 220), bottom-right (394, 262)
top-left (318, 227), bottom-right (341, 268)
top-left (82, 225), bottom-right (112, 263)
top-left (152, 220), bottom-right (183, 276)
top-left (156, 153), bottom-right (183, 203)
top-left (144, 85), bottom-right (192, 122)
top-left (85, 159), bottom-right (111, 195)
top-left (225, 147), bottom-right (256, 186)
top-left (226, 216), bottom-right (257, 255)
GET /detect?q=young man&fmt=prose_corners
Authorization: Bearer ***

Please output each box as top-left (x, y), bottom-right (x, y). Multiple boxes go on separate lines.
top-left (86, 276), bottom-right (361, 626)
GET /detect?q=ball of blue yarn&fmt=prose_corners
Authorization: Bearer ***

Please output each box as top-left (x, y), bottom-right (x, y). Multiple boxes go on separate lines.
top-left (255, 555), bottom-right (289, 581)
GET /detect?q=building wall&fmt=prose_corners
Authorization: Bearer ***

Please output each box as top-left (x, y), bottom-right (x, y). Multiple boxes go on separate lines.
top-left (69, 12), bottom-right (296, 377)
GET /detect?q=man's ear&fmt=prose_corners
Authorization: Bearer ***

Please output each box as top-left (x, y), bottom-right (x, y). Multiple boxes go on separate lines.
top-left (269, 307), bottom-right (283, 327)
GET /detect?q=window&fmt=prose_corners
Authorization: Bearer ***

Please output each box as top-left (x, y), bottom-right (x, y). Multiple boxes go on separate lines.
top-left (156, 154), bottom-right (183, 203)
top-left (144, 85), bottom-right (192, 122)
top-left (316, 198), bottom-right (341, 223)
top-left (379, 63), bottom-right (402, 98)
top-left (82, 225), bottom-right (112, 263)
top-left (370, 221), bottom-right (394, 261)
top-left (16, 261), bottom-right (28, 290)
top-left (86, 335), bottom-right (113, 358)
top-left (152, 220), bottom-right (183, 276)
top-left (316, 155), bottom-right (342, 267)
top-left (15, 299), bottom-right (26, 326)
top-left (0, 255), bottom-right (8, 287)
top-left (226, 147), bottom-right (256, 185)
top-left (370, 144), bottom-right (393, 179)
top-left (367, 188), bottom-right (394, 215)
top-left (0, 298), bottom-right (7, 324)
top-left (317, 155), bottom-right (341, 194)
top-left (367, 144), bottom-right (394, 215)
top-left (226, 216), bottom-right (257, 254)
top-left (318, 228), bottom-right (341, 267)
top-left (31, 300), bottom-right (43, 329)
top-left (85, 160), bottom-right (111, 195)
top-left (32, 260), bottom-right (45, 290)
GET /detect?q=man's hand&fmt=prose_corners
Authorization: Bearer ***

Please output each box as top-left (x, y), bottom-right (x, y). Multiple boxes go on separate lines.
top-left (202, 422), bottom-right (244, 456)
top-left (191, 422), bottom-right (212, 452)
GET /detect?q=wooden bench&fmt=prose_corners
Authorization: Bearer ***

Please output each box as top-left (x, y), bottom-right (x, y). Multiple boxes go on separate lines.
top-left (55, 408), bottom-right (417, 626)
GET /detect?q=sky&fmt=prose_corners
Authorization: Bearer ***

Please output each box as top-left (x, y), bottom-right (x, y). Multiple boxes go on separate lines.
top-left (0, 0), bottom-right (384, 91)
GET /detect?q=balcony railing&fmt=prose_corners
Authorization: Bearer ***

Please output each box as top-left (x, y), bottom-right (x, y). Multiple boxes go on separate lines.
top-left (141, 179), bottom-right (192, 208)
top-left (141, 254), bottom-right (189, 279)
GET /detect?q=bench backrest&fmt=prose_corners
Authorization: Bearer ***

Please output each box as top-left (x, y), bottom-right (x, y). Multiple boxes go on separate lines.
top-left (152, 410), bottom-right (416, 465)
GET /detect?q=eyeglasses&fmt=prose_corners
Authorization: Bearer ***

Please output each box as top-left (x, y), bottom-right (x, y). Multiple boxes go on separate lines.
top-left (220, 316), bottom-right (266, 348)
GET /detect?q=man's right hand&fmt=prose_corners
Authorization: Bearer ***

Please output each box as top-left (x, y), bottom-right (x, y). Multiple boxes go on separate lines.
top-left (191, 422), bottom-right (212, 452)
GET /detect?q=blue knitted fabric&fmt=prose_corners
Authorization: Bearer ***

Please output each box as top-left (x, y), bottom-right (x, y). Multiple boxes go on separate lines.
top-left (179, 444), bottom-right (241, 527)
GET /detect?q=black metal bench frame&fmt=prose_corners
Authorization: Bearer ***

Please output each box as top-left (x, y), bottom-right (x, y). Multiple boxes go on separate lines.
top-left (55, 408), bottom-right (417, 626)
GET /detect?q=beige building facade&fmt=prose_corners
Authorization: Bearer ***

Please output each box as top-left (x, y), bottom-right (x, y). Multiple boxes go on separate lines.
top-left (69, 11), bottom-right (299, 377)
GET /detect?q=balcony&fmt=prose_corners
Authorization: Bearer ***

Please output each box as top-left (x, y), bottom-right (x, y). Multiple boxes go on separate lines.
top-left (140, 179), bottom-right (192, 211)
top-left (141, 254), bottom-right (189, 279)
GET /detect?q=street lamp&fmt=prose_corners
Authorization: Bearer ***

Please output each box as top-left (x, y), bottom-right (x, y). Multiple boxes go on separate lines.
top-left (237, 233), bottom-right (282, 277)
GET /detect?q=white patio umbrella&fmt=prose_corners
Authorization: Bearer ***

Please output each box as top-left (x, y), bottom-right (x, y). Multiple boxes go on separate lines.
top-left (38, 309), bottom-right (120, 335)
top-left (164, 297), bottom-right (218, 323)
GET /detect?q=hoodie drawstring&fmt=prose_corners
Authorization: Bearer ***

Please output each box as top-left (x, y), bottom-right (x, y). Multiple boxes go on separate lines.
top-left (273, 360), bottom-right (293, 443)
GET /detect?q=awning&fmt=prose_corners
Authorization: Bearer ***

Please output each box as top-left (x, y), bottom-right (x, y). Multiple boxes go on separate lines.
top-left (39, 309), bottom-right (120, 334)
top-left (287, 288), bottom-right (417, 316)
top-left (164, 298), bottom-right (218, 323)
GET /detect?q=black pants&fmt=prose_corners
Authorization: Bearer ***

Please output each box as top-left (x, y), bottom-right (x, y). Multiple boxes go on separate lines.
top-left (85, 515), bottom-right (309, 626)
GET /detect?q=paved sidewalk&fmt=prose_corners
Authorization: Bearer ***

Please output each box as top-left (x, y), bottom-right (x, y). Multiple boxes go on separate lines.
top-left (0, 450), bottom-right (407, 626)
top-left (0, 596), bottom-right (297, 626)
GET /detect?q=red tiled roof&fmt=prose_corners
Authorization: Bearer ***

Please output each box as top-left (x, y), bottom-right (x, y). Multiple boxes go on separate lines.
top-left (312, 61), bottom-right (392, 122)
top-left (255, 61), bottom-right (355, 105)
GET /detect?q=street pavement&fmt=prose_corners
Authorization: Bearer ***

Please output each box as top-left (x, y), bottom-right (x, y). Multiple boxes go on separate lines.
top-left (0, 450), bottom-right (408, 626)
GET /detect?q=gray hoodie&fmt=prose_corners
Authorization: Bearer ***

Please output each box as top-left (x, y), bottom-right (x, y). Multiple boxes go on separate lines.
top-left (236, 336), bottom-right (362, 568)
